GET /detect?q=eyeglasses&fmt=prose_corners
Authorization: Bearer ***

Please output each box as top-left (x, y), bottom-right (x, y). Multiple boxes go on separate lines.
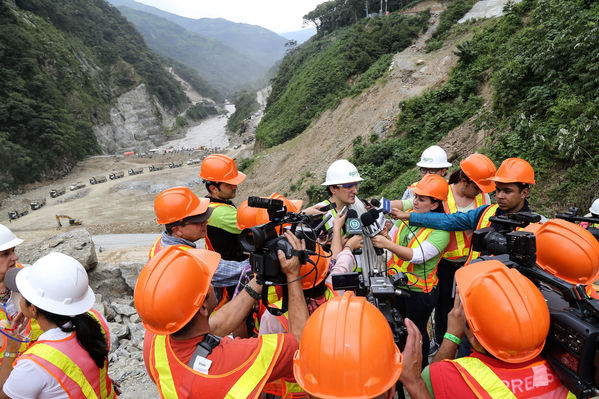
top-left (420, 168), bottom-right (444, 175)
top-left (338, 183), bottom-right (360, 189)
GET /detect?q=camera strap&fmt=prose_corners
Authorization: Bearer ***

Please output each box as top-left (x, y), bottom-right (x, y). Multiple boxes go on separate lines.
top-left (188, 334), bottom-right (221, 373)
top-left (263, 284), bottom-right (288, 316)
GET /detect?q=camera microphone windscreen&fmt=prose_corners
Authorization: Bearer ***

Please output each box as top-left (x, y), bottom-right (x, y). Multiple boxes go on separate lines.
top-left (345, 209), bottom-right (362, 235)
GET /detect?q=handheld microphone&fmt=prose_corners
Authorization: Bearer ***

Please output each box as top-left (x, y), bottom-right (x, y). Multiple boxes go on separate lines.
top-left (360, 210), bottom-right (384, 256)
top-left (369, 198), bottom-right (391, 214)
top-left (318, 202), bottom-right (336, 213)
top-left (345, 209), bottom-right (363, 235)
top-left (313, 214), bottom-right (333, 234)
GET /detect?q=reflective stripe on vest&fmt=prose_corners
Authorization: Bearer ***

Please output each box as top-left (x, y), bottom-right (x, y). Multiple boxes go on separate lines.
top-left (149, 236), bottom-right (164, 259)
top-left (465, 204), bottom-right (499, 265)
top-left (387, 222), bottom-right (437, 292)
top-left (448, 357), bottom-right (576, 399)
top-left (442, 187), bottom-right (488, 260)
top-left (17, 310), bottom-right (115, 399)
top-left (321, 200), bottom-right (337, 233)
top-left (151, 334), bottom-right (283, 399)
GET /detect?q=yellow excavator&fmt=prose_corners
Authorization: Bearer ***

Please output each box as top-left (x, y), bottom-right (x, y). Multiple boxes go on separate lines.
top-left (56, 215), bottom-right (83, 229)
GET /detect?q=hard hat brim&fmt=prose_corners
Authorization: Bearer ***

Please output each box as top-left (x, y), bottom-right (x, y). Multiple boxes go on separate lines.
top-left (183, 207), bottom-right (213, 224)
top-left (321, 177), bottom-right (364, 186)
top-left (220, 171), bottom-right (246, 185)
top-left (0, 237), bottom-right (23, 252)
top-left (474, 178), bottom-right (496, 193)
top-left (416, 161), bottom-right (452, 168)
top-left (488, 175), bottom-right (535, 185)
top-left (411, 185), bottom-right (447, 201)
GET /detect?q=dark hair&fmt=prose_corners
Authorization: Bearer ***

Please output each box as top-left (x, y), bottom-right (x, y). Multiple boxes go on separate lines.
top-left (448, 169), bottom-right (472, 185)
top-left (205, 181), bottom-right (220, 193)
top-left (29, 301), bottom-right (108, 368)
top-left (326, 186), bottom-right (334, 197)
top-left (431, 198), bottom-right (445, 213)
top-left (514, 182), bottom-right (529, 192)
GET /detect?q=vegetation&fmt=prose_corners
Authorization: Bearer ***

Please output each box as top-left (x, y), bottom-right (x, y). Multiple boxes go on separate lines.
top-left (0, 0), bottom-right (188, 190)
top-left (256, 12), bottom-right (430, 148)
top-left (349, 0), bottom-right (599, 214)
top-left (186, 103), bottom-right (219, 121)
top-left (227, 92), bottom-right (260, 133)
top-left (426, 0), bottom-right (475, 51)
top-left (162, 58), bottom-right (224, 103)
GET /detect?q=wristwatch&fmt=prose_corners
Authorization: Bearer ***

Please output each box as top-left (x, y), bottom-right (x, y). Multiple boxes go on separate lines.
top-left (3, 352), bottom-right (19, 358)
top-left (244, 284), bottom-right (260, 301)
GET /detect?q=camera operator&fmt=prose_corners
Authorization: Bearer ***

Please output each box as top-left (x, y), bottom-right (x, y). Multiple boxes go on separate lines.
top-left (393, 158), bottom-right (539, 264)
top-left (399, 260), bottom-right (576, 398)
top-left (135, 233), bottom-right (309, 399)
top-left (580, 198), bottom-right (599, 229)
top-left (371, 175), bottom-right (450, 369)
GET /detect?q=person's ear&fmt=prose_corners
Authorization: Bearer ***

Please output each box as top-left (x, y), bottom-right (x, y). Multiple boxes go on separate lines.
top-left (521, 186), bottom-right (530, 199)
top-left (430, 200), bottom-right (439, 211)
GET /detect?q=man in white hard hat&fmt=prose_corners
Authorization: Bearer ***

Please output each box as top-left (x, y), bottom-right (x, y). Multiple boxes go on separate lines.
top-left (581, 198), bottom-right (599, 229)
top-left (402, 145), bottom-right (452, 200)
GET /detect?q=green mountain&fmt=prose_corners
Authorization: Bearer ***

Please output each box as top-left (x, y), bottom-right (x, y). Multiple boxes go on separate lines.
top-left (117, 6), bottom-right (266, 95)
top-left (0, 0), bottom-right (189, 190)
top-left (107, 0), bottom-right (288, 71)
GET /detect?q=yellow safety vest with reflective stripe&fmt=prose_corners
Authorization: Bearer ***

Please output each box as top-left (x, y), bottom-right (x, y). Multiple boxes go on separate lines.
top-left (150, 333), bottom-right (283, 399)
top-left (465, 204), bottom-right (499, 265)
top-left (321, 199), bottom-right (337, 233)
top-left (387, 222), bottom-right (438, 293)
top-left (448, 357), bottom-right (576, 399)
top-left (442, 186), bottom-right (488, 260)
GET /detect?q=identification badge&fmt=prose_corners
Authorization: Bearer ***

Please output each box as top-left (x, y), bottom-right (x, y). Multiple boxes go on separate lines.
top-left (191, 355), bottom-right (212, 374)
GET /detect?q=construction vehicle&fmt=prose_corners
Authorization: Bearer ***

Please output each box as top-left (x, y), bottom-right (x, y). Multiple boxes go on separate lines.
top-left (56, 215), bottom-right (82, 229)
top-left (109, 171), bottom-right (125, 180)
top-left (89, 176), bottom-right (107, 185)
top-left (168, 161), bottom-right (183, 168)
top-left (186, 159), bottom-right (201, 165)
top-left (8, 207), bottom-right (29, 221)
top-left (149, 164), bottom-right (165, 172)
top-left (49, 187), bottom-right (66, 198)
top-left (69, 182), bottom-right (86, 191)
top-left (30, 198), bottom-right (46, 210)
top-left (128, 167), bottom-right (143, 175)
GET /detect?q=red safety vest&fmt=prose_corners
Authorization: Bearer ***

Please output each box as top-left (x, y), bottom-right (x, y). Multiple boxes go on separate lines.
top-left (15, 309), bottom-right (115, 398)
top-left (387, 221), bottom-right (439, 293)
top-left (147, 333), bottom-right (286, 399)
top-left (443, 186), bottom-right (489, 260)
top-left (437, 356), bottom-right (575, 399)
top-left (465, 204), bottom-right (499, 264)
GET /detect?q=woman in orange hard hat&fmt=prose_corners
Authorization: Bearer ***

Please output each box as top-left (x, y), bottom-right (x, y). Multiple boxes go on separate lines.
top-left (372, 174), bottom-right (450, 369)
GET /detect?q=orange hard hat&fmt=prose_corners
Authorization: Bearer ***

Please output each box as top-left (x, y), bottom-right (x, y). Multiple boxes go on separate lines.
top-left (293, 291), bottom-right (403, 398)
top-left (460, 153), bottom-right (496, 193)
top-left (489, 158), bottom-right (535, 185)
top-left (236, 199), bottom-right (270, 230)
top-left (456, 260), bottom-right (549, 363)
top-left (269, 192), bottom-right (303, 213)
top-left (134, 246), bottom-right (221, 335)
top-left (410, 174), bottom-right (449, 201)
top-left (199, 154), bottom-right (246, 185)
top-left (530, 219), bottom-right (599, 285)
top-left (300, 244), bottom-right (330, 290)
top-left (154, 187), bottom-right (211, 225)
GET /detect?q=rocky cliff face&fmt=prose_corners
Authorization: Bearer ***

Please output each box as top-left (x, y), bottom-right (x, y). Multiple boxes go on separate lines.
top-left (94, 84), bottom-right (176, 154)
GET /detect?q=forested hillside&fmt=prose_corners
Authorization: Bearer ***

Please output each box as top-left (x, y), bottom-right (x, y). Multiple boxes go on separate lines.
top-left (257, 0), bottom-right (599, 215)
top-left (0, 0), bottom-right (192, 190)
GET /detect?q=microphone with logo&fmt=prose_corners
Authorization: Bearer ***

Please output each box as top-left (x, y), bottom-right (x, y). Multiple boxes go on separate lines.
top-left (344, 209), bottom-right (363, 255)
top-left (360, 208), bottom-right (385, 256)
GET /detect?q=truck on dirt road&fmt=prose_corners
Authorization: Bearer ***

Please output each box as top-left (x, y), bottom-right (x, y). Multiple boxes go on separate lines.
top-left (30, 198), bottom-right (46, 210)
top-left (168, 161), bottom-right (183, 168)
top-left (128, 167), bottom-right (143, 175)
top-left (89, 176), bottom-right (107, 185)
top-left (49, 187), bottom-right (66, 198)
top-left (149, 164), bottom-right (165, 172)
top-left (109, 171), bottom-right (125, 180)
top-left (69, 182), bottom-right (86, 191)
top-left (8, 206), bottom-right (29, 220)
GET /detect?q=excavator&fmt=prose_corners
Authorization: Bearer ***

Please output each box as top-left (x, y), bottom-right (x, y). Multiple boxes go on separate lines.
top-left (56, 215), bottom-right (83, 229)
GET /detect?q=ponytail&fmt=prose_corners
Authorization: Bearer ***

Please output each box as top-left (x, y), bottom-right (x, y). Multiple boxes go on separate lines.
top-left (28, 301), bottom-right (108, 368)
top-left (448, 169), bottom-right (463, 185)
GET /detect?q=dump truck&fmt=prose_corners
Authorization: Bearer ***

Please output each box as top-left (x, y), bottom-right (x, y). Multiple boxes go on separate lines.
top-left (128, 167), bottom-right (143, 175)
top-left (56, 215), bottom-right (82, 229)
top-left (30, 198), bottom-right (46, 210)
top-left (89, 176), bottom-right (107, 185)
top-left (169, 161), bottom-right (183, 168)
top-left (49, 187), bottom-right (66, 198)
top-left (186, 159), bottom-right (201, 165)
top-left (8, 206), bottom-right (29, 220)
top-left (149, 164), bottom-right (165, 172)
top-left (109, 171), bottom-right (125, 180)
top-left (69, 182), bottom-right (86, 191)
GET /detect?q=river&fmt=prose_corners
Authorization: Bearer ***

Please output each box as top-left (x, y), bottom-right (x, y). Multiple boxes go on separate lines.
top-left (159, 103), bottom-right (236, 151)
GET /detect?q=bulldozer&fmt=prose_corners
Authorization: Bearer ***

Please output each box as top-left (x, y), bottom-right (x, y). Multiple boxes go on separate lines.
top-left (56, 215), bottom-right (83, 229)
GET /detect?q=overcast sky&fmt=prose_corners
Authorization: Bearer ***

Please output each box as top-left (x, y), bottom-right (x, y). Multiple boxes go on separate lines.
top-left (134, 0), bottom-right (328, 33)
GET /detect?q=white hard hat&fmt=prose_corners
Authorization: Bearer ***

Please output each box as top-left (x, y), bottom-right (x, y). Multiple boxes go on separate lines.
top-left (590, 198), bottom-right (599, 216)
top-left (416, 145), bottom-right (452, 168)
top-left (321, 160), bottom-right (364, 186)
top-left (0, 224), bottom-right (23, 252)
top-left (11, 252), bottom-right (95, 316)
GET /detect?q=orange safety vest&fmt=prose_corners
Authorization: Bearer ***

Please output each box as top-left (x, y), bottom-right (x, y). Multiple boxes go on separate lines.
top-left (147, 333), bottom-right (285, 399)
top-left (205, 202), bottom-right (236, 251)
top-left (262, 284), bottom-right (339, 399)
top-left (464, 204), bottom-right (499, 265)
top-left (387, 222), bottom-right (439, 293)
top-left (445, 356), bottom-right (576, 399)
top-left (442, 186), bottom-right (489, 260)
top-left (15, 309), bottom-right (115, 399)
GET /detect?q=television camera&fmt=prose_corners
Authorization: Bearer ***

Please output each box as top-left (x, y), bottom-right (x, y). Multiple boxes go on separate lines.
top-left (556, 206), bottom-right (599, 240)
top-left (471, 212), bottom-right (599, 398)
